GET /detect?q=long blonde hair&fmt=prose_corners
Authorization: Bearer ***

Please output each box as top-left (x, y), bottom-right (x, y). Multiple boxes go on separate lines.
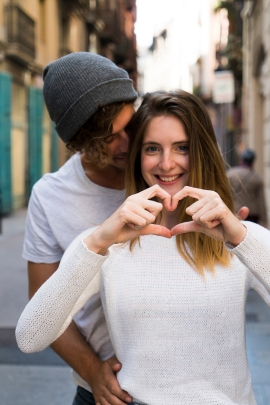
top-left (126, 90), bottom-right (235, 275)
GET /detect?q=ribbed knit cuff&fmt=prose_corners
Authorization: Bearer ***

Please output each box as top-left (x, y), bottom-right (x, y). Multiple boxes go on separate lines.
top-left (226, 221), bottom-right (270, 285)
top-left (81, 238), bottom-right (109, 257)
top-left (226, 222), bottom-right (256, 256)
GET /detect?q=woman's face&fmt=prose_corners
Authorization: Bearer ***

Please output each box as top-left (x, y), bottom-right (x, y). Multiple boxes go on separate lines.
top-left (141, 115), bottom-right (189, 196)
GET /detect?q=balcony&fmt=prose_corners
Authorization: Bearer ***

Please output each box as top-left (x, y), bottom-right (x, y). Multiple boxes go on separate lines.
top-left (5, 5), bottom-right (35, 65)
top-left (86, 8), bottom-right (120, 45)
top-left (98, 9), bottom-right (120, 45)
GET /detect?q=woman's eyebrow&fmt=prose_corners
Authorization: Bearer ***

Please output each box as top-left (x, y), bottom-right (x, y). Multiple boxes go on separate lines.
top-left (142, 141), bottom-right (161, 146)
top-left (142, 141), bottom-right (189, 146)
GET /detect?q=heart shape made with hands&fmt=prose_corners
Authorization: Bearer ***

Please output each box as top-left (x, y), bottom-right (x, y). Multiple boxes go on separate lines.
top-left (140, 187), bottom-right (200, 238)
top-left (139, 187), bottom-right (207, 239)
top-left (138, 186), bottom-right (248, 243)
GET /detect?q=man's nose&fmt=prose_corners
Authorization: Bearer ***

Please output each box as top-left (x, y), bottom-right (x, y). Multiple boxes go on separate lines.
top-left (118, 131), bottom-right (129, 151)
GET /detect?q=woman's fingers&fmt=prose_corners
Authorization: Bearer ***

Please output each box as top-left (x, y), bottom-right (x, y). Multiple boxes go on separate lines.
top-left (87, 185), bottom-right (172, 252)
top-left (171, 221), bottom-right (222, 241)
top-left (127, 205), bottom-right (157, 226)
top-left (186, 198), bottom-right (220, 219)
top-left (171, 186), bottom-right (209, 210)
top-left (170, 186), bottom-right (241, 243)
top-left (122, 185), bottom-right (170, 229)
top-left (142, 199), bottom-right (164, 217)
top-left (123, 211), bottom-right (153, 230)
top-left (121, 199), bottom-right (163, 230)
top-left (139, 184), bottom-right (172, 210)
top-left (171, 221), bottom-right (203, 236)
top-left (189, 202), bottom-right (226, 226)
top-left (117, 223), bottom-right (171, 243)
top-left (140, 224), bottom-right (171, 238)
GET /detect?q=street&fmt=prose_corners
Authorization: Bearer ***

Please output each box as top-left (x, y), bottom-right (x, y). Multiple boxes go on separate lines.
top-left (0, 210), bottom-right (75, 404)
top-left (0, 210), bottom-right (270, 405)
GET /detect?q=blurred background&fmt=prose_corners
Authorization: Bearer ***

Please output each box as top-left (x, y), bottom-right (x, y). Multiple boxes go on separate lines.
top-left (0, 1), bottom-right (270, 404)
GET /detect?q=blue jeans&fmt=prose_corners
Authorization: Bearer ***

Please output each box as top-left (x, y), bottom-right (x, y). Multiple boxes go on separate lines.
top-left (72, 386), bottom-right (144, 405)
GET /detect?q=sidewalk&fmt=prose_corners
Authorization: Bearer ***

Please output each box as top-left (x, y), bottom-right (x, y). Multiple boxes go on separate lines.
top-left (0, 210), bottom-right (270, 404)
top-left (0, 209), bottom-right (76, 405)
top-left (246, 290), bottom-right (270, 404)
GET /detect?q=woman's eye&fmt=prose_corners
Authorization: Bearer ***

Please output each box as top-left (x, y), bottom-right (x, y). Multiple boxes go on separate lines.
top-left (146, 146), bottom-right (158, 153)
top-left (177, 145), bottom-right (189, 153)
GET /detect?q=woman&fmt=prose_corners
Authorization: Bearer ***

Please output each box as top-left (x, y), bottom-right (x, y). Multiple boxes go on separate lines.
top-left (16, 90), bottom-right (270, 405)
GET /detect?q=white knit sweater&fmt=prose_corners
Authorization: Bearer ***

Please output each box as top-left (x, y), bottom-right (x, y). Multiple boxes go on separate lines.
top-left (16, 221), bottom-right (270, 405)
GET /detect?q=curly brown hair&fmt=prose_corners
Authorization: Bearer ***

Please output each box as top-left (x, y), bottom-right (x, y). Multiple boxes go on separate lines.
top-left (66, 101), bottom-right (129, 167)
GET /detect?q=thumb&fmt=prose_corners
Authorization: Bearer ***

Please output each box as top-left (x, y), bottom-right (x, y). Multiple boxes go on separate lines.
top-left (140, 224), bottom-right (171, 238)
top-left (171, 219), bottom-right (221, 236)
top-left (171, 221), bottom-right (204, 236)
top-left (107, 356), bottom-right (122, 372)
top-left (237, 206), bottom-right (249, 221)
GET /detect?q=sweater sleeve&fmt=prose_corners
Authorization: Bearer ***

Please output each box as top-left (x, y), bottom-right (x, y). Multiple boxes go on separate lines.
top-left (228, 221), bottom-right (270, 298)
top-left (16, 239), bottom-right (108, 353)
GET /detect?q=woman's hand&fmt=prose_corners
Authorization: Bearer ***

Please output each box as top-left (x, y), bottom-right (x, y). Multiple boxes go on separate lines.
top-left (170, 186), bottom-right (247, 246)
top-left (84, 185), bottom-right (172, 254)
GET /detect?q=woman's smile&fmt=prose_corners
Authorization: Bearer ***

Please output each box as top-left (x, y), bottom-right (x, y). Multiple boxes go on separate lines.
top-left (154, 173), bottom-right (184, 185)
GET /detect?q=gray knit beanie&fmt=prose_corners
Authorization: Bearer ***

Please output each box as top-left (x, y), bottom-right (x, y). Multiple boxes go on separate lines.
top-left (43, 52), bottom-right (138, 143)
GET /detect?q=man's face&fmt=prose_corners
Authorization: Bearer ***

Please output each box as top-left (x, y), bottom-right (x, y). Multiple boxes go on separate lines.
top-left (106, 104), bottom-right (135, 170)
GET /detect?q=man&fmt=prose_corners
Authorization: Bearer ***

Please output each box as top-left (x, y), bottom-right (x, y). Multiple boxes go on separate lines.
top-left (227, 149), bottom-right (268, 227)
top-left (23, 52), bottom-right (137, 405)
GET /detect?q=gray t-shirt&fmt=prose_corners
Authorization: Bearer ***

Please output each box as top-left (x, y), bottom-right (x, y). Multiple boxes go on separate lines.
top-left (23, 152), bottom-right (125, 391)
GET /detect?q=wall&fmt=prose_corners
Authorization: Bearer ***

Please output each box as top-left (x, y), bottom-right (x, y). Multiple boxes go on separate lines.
top-left (0, 0), bottom-right (89, 211)
top-left (242, 0), bottom-right (270, 226)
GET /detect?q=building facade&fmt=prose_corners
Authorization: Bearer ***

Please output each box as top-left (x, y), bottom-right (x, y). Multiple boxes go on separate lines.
top-left (0, 0), bottom-right (137, 214)
top-left (137, 0), bottom-right (217, 98)
top-left (242, 0), bottom-right (270, 225)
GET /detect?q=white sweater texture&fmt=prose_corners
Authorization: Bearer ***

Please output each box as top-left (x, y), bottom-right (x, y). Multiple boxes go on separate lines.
top-left (16, 221), bottom-right (270, 405)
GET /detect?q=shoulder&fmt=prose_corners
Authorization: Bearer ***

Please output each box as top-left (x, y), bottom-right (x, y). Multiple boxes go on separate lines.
top-left (226, 167), bottom-right (239, 178)
top-left (227, 166), bottom-right (242, 176)
top-left (252, 171), bottom-right (264, 184)
top-left (31, 154), bottom-right (79, 197)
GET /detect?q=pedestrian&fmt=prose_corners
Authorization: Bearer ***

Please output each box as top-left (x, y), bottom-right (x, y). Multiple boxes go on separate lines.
top-left (23, 52), bottom-right (137, 405)
top-left (227, 149), bottom-right (268, 227)
top-left (17, 90), bottom-right (270, 405)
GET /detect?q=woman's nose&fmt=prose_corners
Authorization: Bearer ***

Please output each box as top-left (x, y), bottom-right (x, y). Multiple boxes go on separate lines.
top-left (159, 153), bottom-right (175, 171)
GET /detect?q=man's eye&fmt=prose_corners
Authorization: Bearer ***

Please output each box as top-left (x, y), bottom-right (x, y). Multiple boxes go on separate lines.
top-left (105, 134), bottom-right (116, 144)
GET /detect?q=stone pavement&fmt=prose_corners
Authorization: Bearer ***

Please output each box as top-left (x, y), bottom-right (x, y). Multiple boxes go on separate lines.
top-left (0, 210), bottom-right (270, 404)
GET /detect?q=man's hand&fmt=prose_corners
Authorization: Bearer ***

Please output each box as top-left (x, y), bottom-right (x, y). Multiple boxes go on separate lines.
top-left (89, 356), bottom-right (132, 405)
